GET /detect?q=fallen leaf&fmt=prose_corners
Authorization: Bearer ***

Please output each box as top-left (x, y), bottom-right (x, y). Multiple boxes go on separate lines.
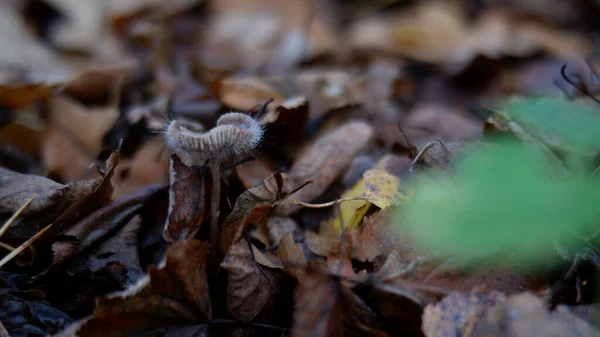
top-left (49, 184), bottom-right (161, 268)
top-left (422, 287), bottom-right (506, 337)
top-left (0, 167), bottom-right (101, 239)
top-left (252, 244), bottom-right (284, 269)
top-left (290, 267), bottom-right (342, 337)
top-left (60, 240), bottom-right (212, 337)
top-left (277, 121), bottom-right (374, 216)
top-left (278, 233), bottom-right (307, 281)
top-left (220, 172), bottom-right (291, 252)
top-left (220, 239), bottom-right (278, 323)
top-left (218, 76), bottom-right (283, 111)
top-left (234, 158), bottom-right (277, 190)
top-left (347, 211), bottom-right (400, 262)
top-left (79, 215), bottom-right (145, 285)
top-left (112, 137), bottom-right (169, 200)
top-left (163, 155), bottom-right (207, 242)
top-left (469, 292), bottom-right (600, 337)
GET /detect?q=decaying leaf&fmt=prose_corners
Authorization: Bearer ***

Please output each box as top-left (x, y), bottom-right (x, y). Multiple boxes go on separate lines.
top-left (60, 240), bottom-right (212, 337)
top-left (163, 155), bottom-right (207, 242)
top-left (469, 292), bottom-right (600, 337)
top-left (79, 215), bottom-right (145, 285)
top-left (277, 121), bottom-right (374, 216)
top-left (49, 184), bottom-right (162, 269)
top-left (422, 288), bottom-right (506, 337)
top-left (220, 172), bottom-right (292, 252)
top-left (0, 151), bottom-right (116, 239)
top-left (347, 210), bottom-right (400, 262)
top-left (220, 239), bottom-right (278, 323)
top-left (278, 233), bottom-right (307, 281)
top-left (218, 76), bottom-right (283, 111)
top-left (290, 267), bottom-right (342, 337)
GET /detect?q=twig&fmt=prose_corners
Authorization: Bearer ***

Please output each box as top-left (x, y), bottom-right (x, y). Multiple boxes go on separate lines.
top-left (409, 139), bottom-right (446, 172)
top-left (0, 194), bottom-right (37, 239)
top-left (290, 197), bottom-right (368, 209)
top-left (560, 65), bottom-right (600, 105)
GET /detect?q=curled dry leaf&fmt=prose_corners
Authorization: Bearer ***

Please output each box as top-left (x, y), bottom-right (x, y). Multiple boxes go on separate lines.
top-left (220, 239), bottom-right (278, 323)
top-left (277, 121), bottom-right (374, 216)
top-left (422, 287), bottom-right (506, 337)
top-left (61, 240), bottom-right (212, 337)
top-left (220, 172), bottom-right (292, 253)
top-left (469, 292), bottom-right (600, 337)
top-left (0, 165), bottom-right (107, 239)
top-left (260, 96), bottom-right (310, 147)
top-left (163, 155), bottom-right (207, 242)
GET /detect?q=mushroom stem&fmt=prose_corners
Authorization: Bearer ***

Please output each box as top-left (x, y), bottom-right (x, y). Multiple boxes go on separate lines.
top-left (210, 161), bottom-right (221, 255)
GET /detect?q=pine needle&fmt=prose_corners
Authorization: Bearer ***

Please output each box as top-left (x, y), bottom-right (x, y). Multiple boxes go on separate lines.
top-left (0, 194), bottom-right (37, 239)
top-left (0, 222), bottom-right (53, 269)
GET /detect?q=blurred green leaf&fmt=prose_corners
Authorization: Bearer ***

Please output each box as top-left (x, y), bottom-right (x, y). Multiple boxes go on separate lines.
top-left (396, 139), bottom-right (600, 269)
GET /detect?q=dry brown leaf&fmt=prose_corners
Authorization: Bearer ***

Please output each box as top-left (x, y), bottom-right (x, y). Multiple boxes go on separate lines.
top-left (112, 137), bottom-right (169, 200)
top-left (290, 267), bottom-right (343, 337)
top-left (220, 172), bottom-right (292, 252)
top-left (404, 103), bottom-right (482, 143)
top-left (291, 70), bottom-right (363, 120)
top-left (347, 211), bottom-right (400, 262)
top-left (220, 239), bottom-right (278, 323)
top-left (0, 3), bottom-right (74, 76)
top-left (163, 155), bottom-right (207, 242)
top-left (422, 288), bottom-right (506, 337)
top-left (252, 244), bottom-right (284, 269)
top-left (63, 62), bottom-right (138, 104)
top-left (77, 215), bottom-right (145, 285)
top-left (59, 240), bottom-right (212, 337)
top-left (49, 184), bottom-right (161, 268)
top-left (47, 95), bottom-right (119, 155)
top-left (0, 167), bottom-right (102, 239)
top-left (42, 123), bottom-right (101, 182)
top-left (218, 77), bottom-right (283, 111)
top-left (0, 118), bottom-right (44, 156)
top-left (234, 158), bottom-right (277, 190)
top-left (260, 96), bottom-right (310, 147)
top-left (278, 233), bottom-right (307, 281)
top-left (468, 292), bottom-right (600, 337)
top-left (277, 121), bottom-right (374, 216)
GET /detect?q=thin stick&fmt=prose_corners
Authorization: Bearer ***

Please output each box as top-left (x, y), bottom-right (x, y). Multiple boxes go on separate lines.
top-left (0, 194), bottom-right (37, 239)
top-left (0, 242), bottom-right (15, 252)
top-left (0, 222), bottom-right (54, 269)
top-left (0, 320), bottom-right (9, 337)
top-left (289, 197), bottom-right (368, 209)
top-left (210, 161), bottom-right (221, 255)
top-left (409, 139), bottom-right (446, 172)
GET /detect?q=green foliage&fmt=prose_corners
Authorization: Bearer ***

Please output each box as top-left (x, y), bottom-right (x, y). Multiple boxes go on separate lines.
top-left (396, 138), bottom-right (600, 269)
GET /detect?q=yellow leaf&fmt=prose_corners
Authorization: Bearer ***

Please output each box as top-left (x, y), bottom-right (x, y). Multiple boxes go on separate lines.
top-left (361, 169), bottom-right (401, 209)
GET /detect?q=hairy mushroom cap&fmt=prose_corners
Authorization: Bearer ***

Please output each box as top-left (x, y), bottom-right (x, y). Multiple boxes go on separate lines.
top-left (165, 112), bottom-right (263, 167)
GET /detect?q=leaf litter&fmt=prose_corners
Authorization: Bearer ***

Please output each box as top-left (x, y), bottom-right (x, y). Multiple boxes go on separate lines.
top-left (1, 1), bottom-right (600, 336)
